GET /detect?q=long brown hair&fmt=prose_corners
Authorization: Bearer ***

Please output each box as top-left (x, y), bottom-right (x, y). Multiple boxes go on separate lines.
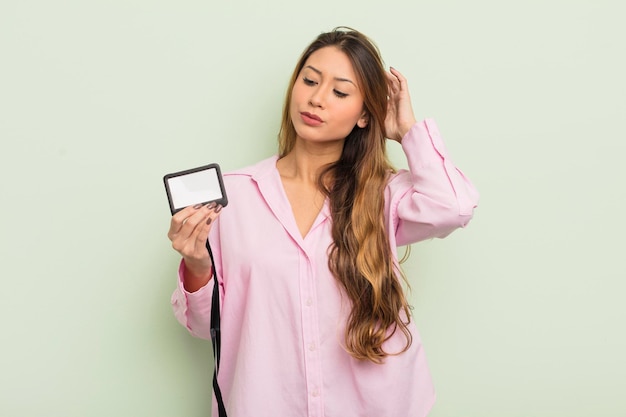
top-left (278, 27), bottom-right (412, 364)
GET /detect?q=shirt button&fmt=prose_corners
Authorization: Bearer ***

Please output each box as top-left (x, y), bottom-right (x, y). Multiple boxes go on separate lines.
top-left (306, 298), bottom-right (313, 306)
top-left (311, 389), bottom-right (320, 397)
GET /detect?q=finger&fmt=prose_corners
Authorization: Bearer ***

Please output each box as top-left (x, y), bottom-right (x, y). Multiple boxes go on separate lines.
top-left (171, 203), bottom-right (222, 257)
top-left (180, 202), bottom-right (217, 234)
top-left (191, 204), bottom-right (223, 252)
top-left (168, 203), bottom-right (206, 239)
top-left (186, 202), bottom-right (221, 235)
top-left (385, 71), bottom-right (400, 95)
top-left (389, 67), bottom-right (409, 93)
top-left (168, 201), bottom-right (218, 239)
top-left (389, 67), bottom-right (406, 82)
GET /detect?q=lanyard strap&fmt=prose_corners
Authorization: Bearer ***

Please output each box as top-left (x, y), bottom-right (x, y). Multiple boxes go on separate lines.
top-left (207, 239), bottom-right (227, 417)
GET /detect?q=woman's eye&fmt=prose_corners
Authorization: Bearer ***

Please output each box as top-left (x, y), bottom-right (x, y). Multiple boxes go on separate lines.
top-left (334, 89), bottom-right (348, 98)
top-left (303, 77), bottom-right (316, 86)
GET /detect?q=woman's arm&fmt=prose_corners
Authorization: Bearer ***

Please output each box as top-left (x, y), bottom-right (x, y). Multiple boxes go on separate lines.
top-left (168, 202), bottom-right (223, 339)
top-left (171, 260), bottom-right (216, 340)
top-left (387, 119), bottom-right (479, 246)
top-left (384, 68), bottom-right (478, 246)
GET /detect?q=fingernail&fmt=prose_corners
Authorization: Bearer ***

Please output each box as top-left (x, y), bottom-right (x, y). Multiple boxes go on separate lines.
top-left (206, 217), bottom-right (212, 225)
top-left (215, 204), bottom-right (223, 213)
top-left (193, 203), bottom-right (203, 209)
top-left (207, 202), bottom-right (217, 209)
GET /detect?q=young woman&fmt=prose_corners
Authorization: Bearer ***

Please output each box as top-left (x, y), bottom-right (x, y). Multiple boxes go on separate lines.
top-left (168, 27), bottom-right (479, 417)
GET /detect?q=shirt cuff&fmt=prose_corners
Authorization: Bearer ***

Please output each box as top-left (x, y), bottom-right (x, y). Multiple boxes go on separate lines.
top-left (174, 259), bottom-right (215, 313)
top-left (401, 119), bottom-right (449, 169)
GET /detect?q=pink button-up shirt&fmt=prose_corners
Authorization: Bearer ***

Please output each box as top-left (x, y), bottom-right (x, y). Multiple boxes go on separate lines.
top-left (171, 119), bottom-right (479, 417)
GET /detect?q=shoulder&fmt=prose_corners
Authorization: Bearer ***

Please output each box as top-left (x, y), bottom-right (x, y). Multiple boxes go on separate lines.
top-left (223, 155), bottom-right (279, 184)
top-left (218, 155), bottom-right (280, 217)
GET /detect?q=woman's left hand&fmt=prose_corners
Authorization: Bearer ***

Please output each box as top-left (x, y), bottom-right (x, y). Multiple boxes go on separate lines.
top-left (384, 67), bottom-right (417, 143)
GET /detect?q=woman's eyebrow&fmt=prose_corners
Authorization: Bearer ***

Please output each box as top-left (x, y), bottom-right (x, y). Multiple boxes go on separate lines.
top-left (304, 65), bottom-right (356, 86)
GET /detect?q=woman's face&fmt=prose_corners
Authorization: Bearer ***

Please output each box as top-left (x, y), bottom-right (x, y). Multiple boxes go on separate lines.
top-left (290, 46), bottom-right (368, 145)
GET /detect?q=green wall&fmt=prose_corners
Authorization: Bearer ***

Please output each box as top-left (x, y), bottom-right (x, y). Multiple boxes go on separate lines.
top-left (1, 1), bottom-right (624, 416)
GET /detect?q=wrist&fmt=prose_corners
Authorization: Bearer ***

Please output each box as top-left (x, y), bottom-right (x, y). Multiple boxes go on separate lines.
top-left (182, 259), bottom-right (213, 291)
top-left (397, 120), bottom-right (417, 143)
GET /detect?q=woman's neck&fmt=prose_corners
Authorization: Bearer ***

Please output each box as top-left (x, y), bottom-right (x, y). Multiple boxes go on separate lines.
top-left (277, 139), bottom-right (343, 184)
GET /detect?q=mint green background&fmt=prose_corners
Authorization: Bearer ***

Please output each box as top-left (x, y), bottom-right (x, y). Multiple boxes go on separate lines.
top-left (1, 1), bottom-right (624, 416)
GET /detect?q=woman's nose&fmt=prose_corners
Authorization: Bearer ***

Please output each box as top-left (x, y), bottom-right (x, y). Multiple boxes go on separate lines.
top-left (308, 88), bottom-right (325, 108)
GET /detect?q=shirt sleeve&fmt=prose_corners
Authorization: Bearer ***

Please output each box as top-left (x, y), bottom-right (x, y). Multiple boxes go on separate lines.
top-left (170, 220), bottom-right (224, 340)
top-left (386, 119), bottom-right (479, 246)
top-left (170, 260), bottom-right (215, 340)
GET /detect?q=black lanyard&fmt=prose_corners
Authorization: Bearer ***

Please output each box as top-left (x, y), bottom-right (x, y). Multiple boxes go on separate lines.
top-left (207, 240), bottom-right (227, 417)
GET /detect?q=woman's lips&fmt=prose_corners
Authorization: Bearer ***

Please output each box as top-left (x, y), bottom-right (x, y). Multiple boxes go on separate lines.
top-left (301, 112), bottom-right (323, 126)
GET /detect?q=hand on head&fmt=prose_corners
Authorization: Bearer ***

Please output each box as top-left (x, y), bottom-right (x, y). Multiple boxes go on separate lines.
top-left (384, 67), bottom-right (417, 143)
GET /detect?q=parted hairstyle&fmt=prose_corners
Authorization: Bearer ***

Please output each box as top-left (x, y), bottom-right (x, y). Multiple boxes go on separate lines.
top-left (278, 27), bottom-right (412, 363)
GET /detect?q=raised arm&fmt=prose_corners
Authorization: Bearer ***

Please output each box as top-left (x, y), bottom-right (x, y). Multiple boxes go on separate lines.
top-left (383, 67), bottom-right (478, 246)
top-left (386, 119), bottom-right (479, 246)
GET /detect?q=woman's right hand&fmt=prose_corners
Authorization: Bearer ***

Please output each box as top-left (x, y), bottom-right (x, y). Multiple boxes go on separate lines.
top-left (167, 202), bottom-right (223, 291)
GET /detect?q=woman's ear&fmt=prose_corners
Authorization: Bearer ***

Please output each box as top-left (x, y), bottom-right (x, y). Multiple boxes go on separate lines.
top-left (357, 112), bottom-right (369, 128)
